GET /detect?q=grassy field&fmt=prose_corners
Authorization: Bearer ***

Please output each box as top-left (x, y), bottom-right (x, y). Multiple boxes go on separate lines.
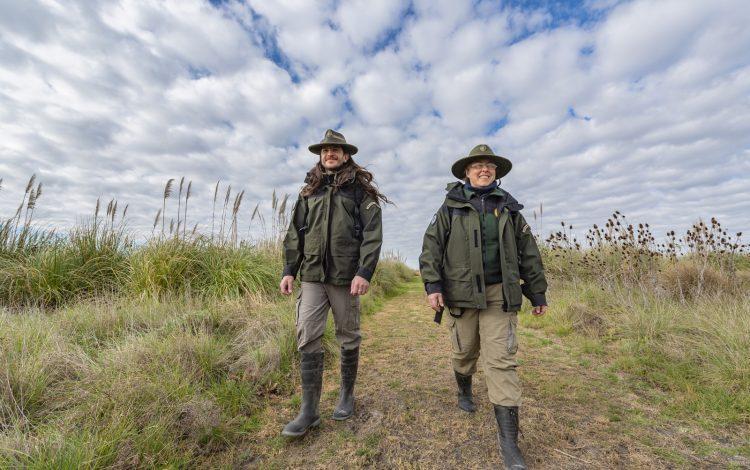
top-left (535, 212), bottom-right (749, 430)
top-left (1, 177), bottom-right (748, 467)
top-left (0, 177), bottom-right (414, 468)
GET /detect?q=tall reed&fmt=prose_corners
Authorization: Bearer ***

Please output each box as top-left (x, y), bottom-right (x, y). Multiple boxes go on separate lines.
top-left (0, 176), bottom-right (294, 307)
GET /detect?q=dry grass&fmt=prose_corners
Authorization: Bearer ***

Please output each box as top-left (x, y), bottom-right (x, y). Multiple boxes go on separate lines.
top-left (245, 280), bottom-right (749, 468)
top-left (0, 175), bottom-right (414, 467)
top-left (0, 262), bottom-right (413, 468)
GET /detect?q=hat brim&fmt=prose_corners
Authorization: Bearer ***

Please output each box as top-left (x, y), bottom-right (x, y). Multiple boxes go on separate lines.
top-left (308, 143), bottom-right (358, 156)
top-left (451, 154), bottom-right (512, 179)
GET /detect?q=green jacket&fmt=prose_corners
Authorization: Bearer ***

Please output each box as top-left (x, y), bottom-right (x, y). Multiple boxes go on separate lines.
top-left (419, 182), bottom-right (547, 311)
top-left (282, 174), bottom-right (382, 285)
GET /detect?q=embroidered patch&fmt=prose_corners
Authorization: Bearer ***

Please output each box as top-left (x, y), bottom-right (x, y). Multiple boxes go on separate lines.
top-left (480, 145), bottom-right (488, 151)
top-left (366, 201), bottom-right (378, 210)
top-left (522, 223), bottom-right (531, 233)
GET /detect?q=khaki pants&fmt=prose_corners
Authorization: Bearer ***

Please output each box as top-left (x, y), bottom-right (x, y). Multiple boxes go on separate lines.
top-left (447, 283), bottom-right (521, 407)
top-left (296, 281), bottom-right (361, 353)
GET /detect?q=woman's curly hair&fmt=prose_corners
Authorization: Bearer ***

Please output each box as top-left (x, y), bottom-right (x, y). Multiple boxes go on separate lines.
top-left (301, 158), bottom-right (391, 205)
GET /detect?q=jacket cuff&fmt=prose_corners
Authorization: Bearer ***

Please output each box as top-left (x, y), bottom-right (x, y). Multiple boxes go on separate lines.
top-left (527, 292), bottom-right (547, 307)
top-left (424, 282), bottom-right (443, 295)
top-left (356, 266), bottom-right (374, 282)
top-left (282, 264), bottom-right (297, 278)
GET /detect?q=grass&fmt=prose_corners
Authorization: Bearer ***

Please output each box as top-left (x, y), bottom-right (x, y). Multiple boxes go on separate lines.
top-left (522, 279), bottom-right (750, 428)
top-left (0, 264), bottom-right (413, 468)
top-left (526, 212), bottom-right (750, 429)
top-left (2, 176), bottom-right (747, 466)
top-left (0, 176), bottom-right (414, 468)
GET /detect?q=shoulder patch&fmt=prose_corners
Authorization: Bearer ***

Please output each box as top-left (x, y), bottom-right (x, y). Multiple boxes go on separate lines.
top-left (522, 223), bottom-right (531, 233)
top-left (430, 213), bottom-right (438, 225)
top-left (365, 201), bottom-right (379, 210)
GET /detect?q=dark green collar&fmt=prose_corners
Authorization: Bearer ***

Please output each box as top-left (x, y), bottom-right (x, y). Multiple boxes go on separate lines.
top-left (444, 181), bottom-right (523, 211)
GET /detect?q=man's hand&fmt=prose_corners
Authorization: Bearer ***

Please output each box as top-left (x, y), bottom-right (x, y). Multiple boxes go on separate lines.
top-left (427, 293), bottom-right (444, 312)
top-left (350, 276), bottom-right (370, 296)
top-left (531, 305), bottom-right (547, 316)
top-left (280, 275), bottom-right (295, 295)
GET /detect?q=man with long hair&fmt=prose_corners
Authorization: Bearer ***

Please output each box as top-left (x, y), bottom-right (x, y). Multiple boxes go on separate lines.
top-left (280, 129), bottom-right (387, 437)
top-left (419, 144), bottom-right (548, 469)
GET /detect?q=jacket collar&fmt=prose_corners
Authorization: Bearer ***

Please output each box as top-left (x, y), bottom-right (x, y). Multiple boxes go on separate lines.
top-left (444, 181), bottom-right (524, 211)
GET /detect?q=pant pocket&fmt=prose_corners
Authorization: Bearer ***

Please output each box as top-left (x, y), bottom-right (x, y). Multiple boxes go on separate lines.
top-left (448, 317), bottom-right (462, 352)
top-left (507, 313), bottom-right (518, 354)
top-left (349, 295), bottom-right (361, 330)
top-left (295, 289), bottom-right (302, 326)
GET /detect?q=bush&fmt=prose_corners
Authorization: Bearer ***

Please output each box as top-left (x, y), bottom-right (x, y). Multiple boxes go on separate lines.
top-left (660, 260), bottom-right (734, 301)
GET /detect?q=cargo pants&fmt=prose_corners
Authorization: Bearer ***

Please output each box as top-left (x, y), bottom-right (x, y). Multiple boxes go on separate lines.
top-left (296, 281), bottom-right (362, 353)
top-left (447, 283), bottom-right (521, 407)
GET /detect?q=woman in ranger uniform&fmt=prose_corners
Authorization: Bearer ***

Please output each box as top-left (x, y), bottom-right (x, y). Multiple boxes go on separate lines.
top-left (280, 129), bottom-right (386, 438)
top-left (419, 144), bottom-right (548, 470)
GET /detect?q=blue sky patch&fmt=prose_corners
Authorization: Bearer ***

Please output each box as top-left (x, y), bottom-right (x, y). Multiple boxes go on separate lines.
top-left (367, 2), bottom-right (416, 54)
top-left (487, 116), bottom-right (509, 134)
top-left (568, 106), bottom-right (592, 121)
top-left (188, 66), bottom-right (212, 80)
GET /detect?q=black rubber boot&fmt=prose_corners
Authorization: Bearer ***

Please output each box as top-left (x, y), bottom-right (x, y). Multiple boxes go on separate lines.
top-left (494, 405), bottom-right (527, 470)
top-left (332, 347), bottom-right (359, 420)
top-left (455, 371), bottom-right (477, 413)
top-left (282, 352), bottom-right (324, 437)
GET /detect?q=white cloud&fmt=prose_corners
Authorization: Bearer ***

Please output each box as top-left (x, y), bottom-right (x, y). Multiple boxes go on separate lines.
top-left (0, 0), bottom-right (748, 266)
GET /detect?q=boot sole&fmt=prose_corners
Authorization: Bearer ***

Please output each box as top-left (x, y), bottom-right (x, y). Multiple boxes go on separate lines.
top-left (458, 401), bottom-right (477, 413)
top-left (281, 417), bottom-right (321, 437)
top-left (331, 411), bottom-right (353, 421)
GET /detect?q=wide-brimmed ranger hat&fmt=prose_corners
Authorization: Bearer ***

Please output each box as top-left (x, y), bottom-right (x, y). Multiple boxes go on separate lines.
top-left (308, 129), bottom-right (358, 156)
top-left (451, 144), bottom-right (512, 180)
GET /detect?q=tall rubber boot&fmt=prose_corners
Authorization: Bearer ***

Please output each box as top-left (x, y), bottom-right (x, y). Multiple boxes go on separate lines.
top-left (493, 405), bottom-right (527, 470)
top-left (455, 371), bottom-right (477, 412)
top-left (282, 352), bottom-right (324, 437)
top-left (332, 347), bottom-right (359, 420)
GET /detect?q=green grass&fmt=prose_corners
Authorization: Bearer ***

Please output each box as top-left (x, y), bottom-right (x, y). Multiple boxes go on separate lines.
top-left (0, 258), bottom-right (413, 468)
top-left (522, 277), bottom-right (750, 428)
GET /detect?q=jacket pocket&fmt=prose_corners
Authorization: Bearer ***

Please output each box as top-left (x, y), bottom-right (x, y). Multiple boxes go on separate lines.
top-left (330, 254), bottom-right (358, 280)
top-left (443, 266), bottom-right (473, 303)
top-left (329, 238), bottom-right (359, 280)
top-left (303, 234), bottom-right (320, 255)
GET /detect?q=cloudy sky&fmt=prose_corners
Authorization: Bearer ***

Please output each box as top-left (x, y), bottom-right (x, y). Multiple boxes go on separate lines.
top-left (1, 0), bottom-right (749, 266)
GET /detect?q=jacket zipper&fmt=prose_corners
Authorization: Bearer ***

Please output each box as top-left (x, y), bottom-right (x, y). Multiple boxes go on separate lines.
top-left (323, 188), bottom-right (334, 280)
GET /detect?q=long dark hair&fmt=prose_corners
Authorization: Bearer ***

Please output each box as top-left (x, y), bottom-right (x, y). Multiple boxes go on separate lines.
top-left (301, 158), bottom-right (391, 205)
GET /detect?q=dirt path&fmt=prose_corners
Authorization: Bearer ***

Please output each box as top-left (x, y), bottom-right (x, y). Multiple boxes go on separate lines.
top-left (243, 280), bottom-right (745, 469)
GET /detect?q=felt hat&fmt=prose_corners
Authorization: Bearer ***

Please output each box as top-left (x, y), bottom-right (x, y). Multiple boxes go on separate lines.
top-left (451, 144), bottom-right (512, 179)
top-left (308, 129), bottom-right (358, 156)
